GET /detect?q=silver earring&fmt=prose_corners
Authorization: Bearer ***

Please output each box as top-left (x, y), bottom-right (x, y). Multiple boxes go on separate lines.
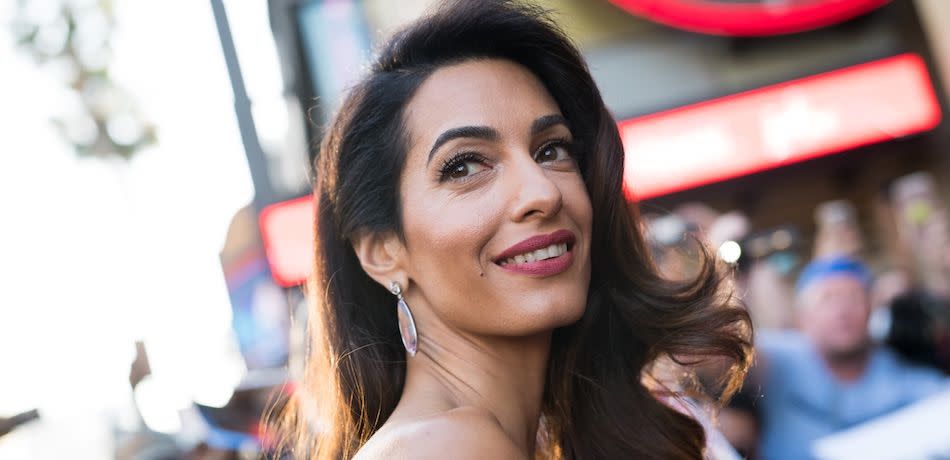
top-left (389, 281), bottom-right (418, 356)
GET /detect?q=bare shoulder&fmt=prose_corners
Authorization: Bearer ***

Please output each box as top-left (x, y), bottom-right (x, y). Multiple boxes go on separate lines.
top-left (354, 406), bottom-right (527, 460)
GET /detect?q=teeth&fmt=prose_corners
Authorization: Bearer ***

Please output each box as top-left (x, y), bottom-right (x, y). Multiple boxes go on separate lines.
top-left (533, 248), bottom-right (548, 260)
top-left (501, 243), bottom-right (569, 266)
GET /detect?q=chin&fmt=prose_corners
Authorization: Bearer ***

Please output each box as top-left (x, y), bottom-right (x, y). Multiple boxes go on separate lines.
top-left (513, 293), bottom-right (587, 334)
top-left (827, 340), bottom-right (871, 360)
top-left (541, 307), bottom-right (585, 332)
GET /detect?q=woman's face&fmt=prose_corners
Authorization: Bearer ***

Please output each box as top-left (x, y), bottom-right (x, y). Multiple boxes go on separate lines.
top-left (397, 58), bottom-right (592, 337)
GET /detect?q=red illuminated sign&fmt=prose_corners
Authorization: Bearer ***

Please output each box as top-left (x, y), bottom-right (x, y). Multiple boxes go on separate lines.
top-left (258, 195), bottom-right (315, 287)
top-left (261, 53), bottom-right (940, 286)
top-left (608, 0), bottom-right (889, 36)
top-left (621, 53), bottom-right (941, 200)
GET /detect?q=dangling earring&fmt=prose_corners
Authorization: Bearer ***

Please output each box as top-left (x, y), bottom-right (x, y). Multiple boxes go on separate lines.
top-left (389, 281), bottom-right (418, 356)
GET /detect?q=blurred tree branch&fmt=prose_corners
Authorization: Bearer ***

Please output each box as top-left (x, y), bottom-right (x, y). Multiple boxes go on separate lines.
top-left (12, 0), bottom-right (155, 160)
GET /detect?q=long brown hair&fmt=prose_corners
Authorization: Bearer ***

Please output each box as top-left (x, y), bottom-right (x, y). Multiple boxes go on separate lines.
top-left (273, 1), bottom-right (752, 458)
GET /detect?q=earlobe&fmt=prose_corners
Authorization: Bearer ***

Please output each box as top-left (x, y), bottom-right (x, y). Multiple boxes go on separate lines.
top-left (352, 231), bottom-right (409, 289)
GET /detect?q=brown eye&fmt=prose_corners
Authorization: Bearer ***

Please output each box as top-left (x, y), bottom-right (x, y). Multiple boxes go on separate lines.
top-left (448, 163), bottom-right (467, 178)
top-left (534, 141), bottom-right (572, 164)
top-left (439, 152), bottom-right (489, 181)
top-left (448, 161), bottom-right (481, 178)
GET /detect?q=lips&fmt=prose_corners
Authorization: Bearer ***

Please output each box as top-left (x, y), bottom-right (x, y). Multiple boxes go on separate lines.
top-left (493, 229), bottom-right (576, 276)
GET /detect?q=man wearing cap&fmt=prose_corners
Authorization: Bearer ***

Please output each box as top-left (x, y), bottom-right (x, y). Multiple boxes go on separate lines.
top-left (755, 256), bottom-right (948, 460)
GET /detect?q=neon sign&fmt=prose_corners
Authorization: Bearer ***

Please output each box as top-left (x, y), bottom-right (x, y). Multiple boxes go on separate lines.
top-left (608, 0), bottom-right (889, 36)
top-left (620, 53), bottom-right (941, 200)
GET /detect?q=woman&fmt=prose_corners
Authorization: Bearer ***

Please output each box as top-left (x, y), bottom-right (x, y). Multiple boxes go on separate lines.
top-left (276, 1), bottom-right (752, 458)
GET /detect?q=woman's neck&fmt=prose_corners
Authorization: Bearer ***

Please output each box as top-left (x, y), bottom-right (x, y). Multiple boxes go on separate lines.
top-left (400, 326), bottom-right (552, 455)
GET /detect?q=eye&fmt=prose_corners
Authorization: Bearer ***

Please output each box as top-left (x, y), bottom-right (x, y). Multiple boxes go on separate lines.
top-left (534, 139), bottom-right (573, 164)
top-left (439, 152), bottom-right (489, 181)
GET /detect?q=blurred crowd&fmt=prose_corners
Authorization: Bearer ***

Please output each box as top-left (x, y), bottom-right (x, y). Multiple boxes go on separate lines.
top-left (646, 170), bottom-right (950, 459)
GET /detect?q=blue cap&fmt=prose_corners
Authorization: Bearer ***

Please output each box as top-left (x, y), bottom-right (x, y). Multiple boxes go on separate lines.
top-left (795, 256), bottom-right (872, 294)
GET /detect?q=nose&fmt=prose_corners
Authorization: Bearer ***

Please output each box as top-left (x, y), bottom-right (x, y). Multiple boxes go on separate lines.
top-left (507, 157), bottom-right (563, 222)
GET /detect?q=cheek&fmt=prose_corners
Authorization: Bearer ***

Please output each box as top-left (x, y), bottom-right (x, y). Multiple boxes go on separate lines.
top-left (563, 174), bottom-right (593, 233)
top-left (807, 310), bottom-right (834, 332)
top-left (401, 188), bottom-right (499, 281)
top-left (400, 190), bottom-right (512, 332)
top-left (846, 308), bottom-right (870, 330)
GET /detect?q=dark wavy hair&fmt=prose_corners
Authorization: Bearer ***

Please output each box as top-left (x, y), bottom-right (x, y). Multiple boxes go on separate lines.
top-left (274, 1), bottom-right (752, 458)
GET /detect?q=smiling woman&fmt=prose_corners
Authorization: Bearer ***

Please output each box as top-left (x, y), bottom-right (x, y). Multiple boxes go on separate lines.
top-left (273, 1), bottom-right (752, 459)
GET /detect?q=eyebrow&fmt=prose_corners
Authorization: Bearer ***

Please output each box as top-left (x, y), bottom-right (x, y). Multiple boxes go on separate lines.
top-left (427, 126), bottom-right (499, 165)
top-left (426, 114), bottom-right (569, 165)
top-left (531, 114), bottom-right (568, 136)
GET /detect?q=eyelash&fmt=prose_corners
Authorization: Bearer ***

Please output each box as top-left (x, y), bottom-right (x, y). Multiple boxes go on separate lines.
top-left (437, 138), bottom-right (578, 182)
top-left (438, 151), bottom-right (488, 182)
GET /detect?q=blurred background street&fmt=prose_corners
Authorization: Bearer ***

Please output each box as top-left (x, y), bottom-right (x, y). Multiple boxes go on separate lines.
top-left (2, 1), bottom-right (950, 459)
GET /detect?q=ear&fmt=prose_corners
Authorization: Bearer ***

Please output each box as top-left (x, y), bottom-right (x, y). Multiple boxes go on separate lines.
top-left (352, 230), bottom-right (409, 291)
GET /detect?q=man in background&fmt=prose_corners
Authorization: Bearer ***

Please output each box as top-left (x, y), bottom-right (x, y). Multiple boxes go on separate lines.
top-left (754, 256), bottom-right (947, 460)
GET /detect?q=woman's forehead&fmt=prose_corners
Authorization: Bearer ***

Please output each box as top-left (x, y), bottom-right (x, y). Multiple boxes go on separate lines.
top-left (403, 59), bottom-right (562, 142)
